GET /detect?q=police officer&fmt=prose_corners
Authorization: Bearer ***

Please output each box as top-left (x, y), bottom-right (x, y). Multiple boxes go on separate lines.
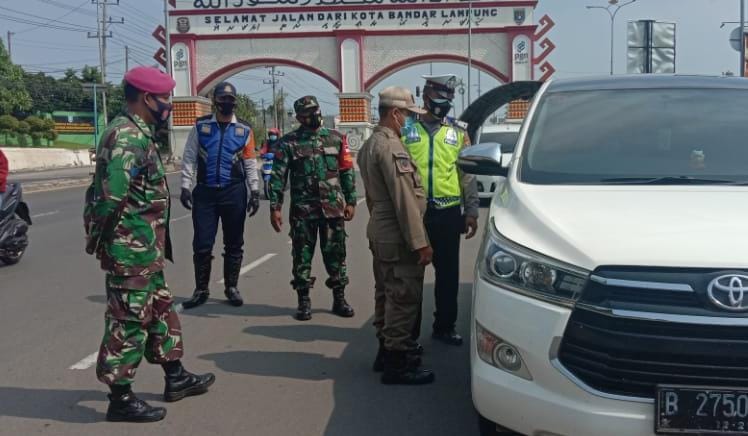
top-left (358, 86), bottom-right (435, 385)
top-left (84, 66), bottom-right (214, 423)
top-left (268, 96), bottom-right (357, 321)
top-left (180, 82), bottom-right (260, 309)
top-left (403, 74), bottom-right (479, 346)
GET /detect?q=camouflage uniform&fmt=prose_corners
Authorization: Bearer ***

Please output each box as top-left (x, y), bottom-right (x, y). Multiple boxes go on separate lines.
top-left (268, 121), bottom-right (357, 292)
top-left (84, 111), bottom-right (183, 386)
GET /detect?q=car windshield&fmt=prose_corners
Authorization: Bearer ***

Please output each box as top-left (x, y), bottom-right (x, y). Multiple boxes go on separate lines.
top-left (520, 88), bottom-right (748, 185)
top-left (479, 131), bottom-right (520, 153)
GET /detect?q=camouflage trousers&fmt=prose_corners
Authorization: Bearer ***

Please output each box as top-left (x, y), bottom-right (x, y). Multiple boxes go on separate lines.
top-left (96, 272), bottom-right (184, 386)
top-left (290, 217), bottom-right (349, 291)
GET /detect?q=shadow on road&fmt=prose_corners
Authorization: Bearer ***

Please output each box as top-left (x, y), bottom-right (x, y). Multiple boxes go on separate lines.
top-left (202, 282), bottom-right (478, 436)
top-left (0, 387), bottom-right (104, 423)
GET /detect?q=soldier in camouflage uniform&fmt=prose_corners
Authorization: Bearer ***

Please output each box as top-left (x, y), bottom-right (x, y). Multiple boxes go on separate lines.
top-left (268, 96), bottom-right (357, 321)
top-left (84, 66), bottom-right (214, 423)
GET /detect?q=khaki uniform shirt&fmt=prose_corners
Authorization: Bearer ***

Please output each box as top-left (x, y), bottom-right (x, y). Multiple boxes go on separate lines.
top-left (357, 125), bottom-right (428, 251)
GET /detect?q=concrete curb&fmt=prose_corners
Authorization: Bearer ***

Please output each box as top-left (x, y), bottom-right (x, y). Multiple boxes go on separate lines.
top-left (23, 163), bottom-right (181, 194)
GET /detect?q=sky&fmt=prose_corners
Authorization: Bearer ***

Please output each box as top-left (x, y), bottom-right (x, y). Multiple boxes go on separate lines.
top-left (0, 0), bottom-right (739, 119)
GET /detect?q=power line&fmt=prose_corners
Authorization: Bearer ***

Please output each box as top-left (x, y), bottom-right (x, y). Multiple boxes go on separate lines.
top-left (0, 15), bottom-right (91, 32)
top-left (34, 0), bottom-right (98, 18)
top-left (0, 5), bottom-right (96, 31)
top-left (14, 0), bottom-right (91, 34)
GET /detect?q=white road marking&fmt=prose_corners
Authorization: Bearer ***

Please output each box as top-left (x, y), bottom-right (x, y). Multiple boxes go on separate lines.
top-left (31, 210), bottom-right (59, 219)
top-left (357, 198), bottom-right (366, 206)
top-left (172, 214), bottom-right (192, 222)
top-left (218, 253), bottom-right (277, 284)
top-left (69, 352), bottom-right (98, 370)
top-left (72, 254), bottom-right (275, 370)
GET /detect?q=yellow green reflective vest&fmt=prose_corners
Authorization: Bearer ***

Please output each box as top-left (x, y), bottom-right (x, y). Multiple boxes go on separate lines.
top-left (402, 120), bottom-right (465, 209)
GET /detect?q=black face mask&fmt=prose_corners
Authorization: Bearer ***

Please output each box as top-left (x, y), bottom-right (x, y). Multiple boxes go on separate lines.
top-left (299, 112), bottom-right (322, 130)
top-left (145, 94), bottom-right (173, 129)
top-left (425, 97), bottom-right (453, 118)
top-left (216, 101), bottom-right (236, 116)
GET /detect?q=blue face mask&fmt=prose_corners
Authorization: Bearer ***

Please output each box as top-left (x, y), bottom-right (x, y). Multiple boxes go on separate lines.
top-left (399, 112), bottom-right (416, 137)
top-left (269, 135), bottom-right (278, 141)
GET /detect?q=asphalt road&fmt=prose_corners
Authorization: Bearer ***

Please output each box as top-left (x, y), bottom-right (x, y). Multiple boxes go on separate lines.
top-left (0, 173), bottom-right (485, 436)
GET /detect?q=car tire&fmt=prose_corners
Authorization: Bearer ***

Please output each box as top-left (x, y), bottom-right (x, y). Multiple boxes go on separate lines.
top-left (478, 414), bottom-right (523, 436)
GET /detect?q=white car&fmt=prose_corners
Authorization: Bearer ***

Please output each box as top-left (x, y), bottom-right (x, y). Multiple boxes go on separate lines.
top-left (474, 123), bottom-right (521, 200)
top-left (458, 75), bottom-right (748, 436)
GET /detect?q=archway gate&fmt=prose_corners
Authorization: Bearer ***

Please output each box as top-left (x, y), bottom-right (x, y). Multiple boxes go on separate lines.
top-left (166, 0), bottom-right (556, 150)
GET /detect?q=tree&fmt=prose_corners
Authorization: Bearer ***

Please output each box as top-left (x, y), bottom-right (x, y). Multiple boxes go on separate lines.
top-left (0, 40), bottom-right (31, 115)
top-left (23, 72), bottom-right (58, 115)
top-left (234, 94), bottom-right (265, 146)
top-left (15, 120), bottom-right (30, 147)
top-left (0, 115), bottom-right (19, 145)
top-left (26, 116), bottom-right (48, 147)
top-left (81, 65), bottom-right (102, 84)
top-left (43, 118), bottom-right (57, 146)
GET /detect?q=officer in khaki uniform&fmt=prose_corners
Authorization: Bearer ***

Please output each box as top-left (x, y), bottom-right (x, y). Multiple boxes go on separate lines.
top-left (358, 86), bottom-right (435, 385)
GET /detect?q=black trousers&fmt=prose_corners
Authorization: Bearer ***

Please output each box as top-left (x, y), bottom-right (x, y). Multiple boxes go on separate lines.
top-left (424, 205), bottom-right (462, 333)
top-left (192, 183), bottom-right (247, 259)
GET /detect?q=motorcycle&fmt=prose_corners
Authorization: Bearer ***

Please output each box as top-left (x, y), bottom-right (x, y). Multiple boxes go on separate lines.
top-left (261, 152), bottom-right (274, 200)
top-left (0, 183), bottom-right (32, 265)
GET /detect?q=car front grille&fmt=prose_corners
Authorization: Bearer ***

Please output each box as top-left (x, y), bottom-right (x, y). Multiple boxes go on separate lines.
top-left (557, 267), bottom-right (748, 399)
top-left (558, 308), bottom-right (748, 398)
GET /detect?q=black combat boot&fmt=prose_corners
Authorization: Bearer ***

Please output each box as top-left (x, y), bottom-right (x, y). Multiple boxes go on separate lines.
top-left (381, 350), bottom-right (435, 385)
top-left (106, 385), bottom-right (166, 423)
top-left (295, 289), bottom-right (312, 321)
top-left (162, 361), bottom-right (216, 403)
top-left (432, 328), bottom-right (464, 346)
top-left (223, 254), bottom-right (244, 307)
top-left (331, 288), bottom-right (355, 317)
top-left (182, 253), bottom-right (212, 309)
top-left (373, 339), bottom-right (422, 373)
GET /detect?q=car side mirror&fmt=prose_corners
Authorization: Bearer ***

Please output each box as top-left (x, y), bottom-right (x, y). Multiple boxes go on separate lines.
top-left (458, 142), bottom-right (508, 177)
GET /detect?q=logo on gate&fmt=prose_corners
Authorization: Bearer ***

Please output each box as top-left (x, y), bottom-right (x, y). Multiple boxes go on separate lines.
top-left (707, 274), bottom-right (748, 312)
top-left (514, 8), bottom-right (526, 25)
top-left (177, 17), bottom-right (191, 34)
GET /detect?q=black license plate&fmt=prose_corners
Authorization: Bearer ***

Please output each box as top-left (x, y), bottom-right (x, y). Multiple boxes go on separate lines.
top-left (657, 385), bottom-right (748, 434)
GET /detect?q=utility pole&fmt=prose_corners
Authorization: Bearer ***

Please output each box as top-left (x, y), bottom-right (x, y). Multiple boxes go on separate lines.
top-left (125, 45), bottom-right (129, 71)
top-left (6, 31), bottom-right (13, 62)
top-left (261, 98), bottom-right (267, 130)
top-left (279, 88), bottom-right (285, 133)
top-left (264, 66), bottom-right (283, 128)
top-left (467, 0), bottom-right (473, 106)
top-left (89, 0), bottom-right (123, 127)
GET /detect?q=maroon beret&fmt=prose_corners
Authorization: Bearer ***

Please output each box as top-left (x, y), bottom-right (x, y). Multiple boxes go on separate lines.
top-left (123, 66), bottom-right (176, 94)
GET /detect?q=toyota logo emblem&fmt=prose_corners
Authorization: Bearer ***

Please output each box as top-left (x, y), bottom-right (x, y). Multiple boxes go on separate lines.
top-left (707, 274), bottom-right (748, 312)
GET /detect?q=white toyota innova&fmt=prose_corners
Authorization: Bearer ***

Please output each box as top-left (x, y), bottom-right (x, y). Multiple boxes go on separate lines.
top-left (458, 75), bottom-right (748, 436)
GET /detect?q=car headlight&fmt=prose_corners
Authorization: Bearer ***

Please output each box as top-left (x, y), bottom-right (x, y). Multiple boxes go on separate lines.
top-left (479, 220), bottom-right (589, 306)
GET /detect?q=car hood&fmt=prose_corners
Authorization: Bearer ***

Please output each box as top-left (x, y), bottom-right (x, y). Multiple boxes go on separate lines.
top-left (492, 183), bottom-right (748, 270)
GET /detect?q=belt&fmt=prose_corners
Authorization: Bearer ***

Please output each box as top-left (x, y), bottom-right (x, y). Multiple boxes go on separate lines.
top-left (199, 180), bottom-right (243, 189)
top-left (427, 196), bottom-right (461, 208)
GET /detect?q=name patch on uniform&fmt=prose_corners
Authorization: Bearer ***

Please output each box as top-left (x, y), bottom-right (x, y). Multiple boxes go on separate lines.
top-left (235, 127), bottom-right (246, 137)
top-left (200, 124), bottom-right (212, 135)
top-left (445, 128), bottom-right (458, 146)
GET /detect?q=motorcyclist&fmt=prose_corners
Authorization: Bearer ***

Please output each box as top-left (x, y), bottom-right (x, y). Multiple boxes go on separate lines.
top-left (260, 128), bottom-right (281, 156)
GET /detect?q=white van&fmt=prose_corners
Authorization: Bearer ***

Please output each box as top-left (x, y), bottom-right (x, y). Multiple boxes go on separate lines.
top-left (474, 122), bottom-right (521, 200)
top-left (458, 75), bottom-right (748, 436)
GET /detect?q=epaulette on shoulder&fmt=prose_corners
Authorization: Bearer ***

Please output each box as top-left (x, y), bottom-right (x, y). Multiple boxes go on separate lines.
top-left (196, 114), bottom-right (212, 123)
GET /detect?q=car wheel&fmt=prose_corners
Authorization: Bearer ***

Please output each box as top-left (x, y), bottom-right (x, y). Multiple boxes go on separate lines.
top-left (478, 414), bottom-right (523, 436)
